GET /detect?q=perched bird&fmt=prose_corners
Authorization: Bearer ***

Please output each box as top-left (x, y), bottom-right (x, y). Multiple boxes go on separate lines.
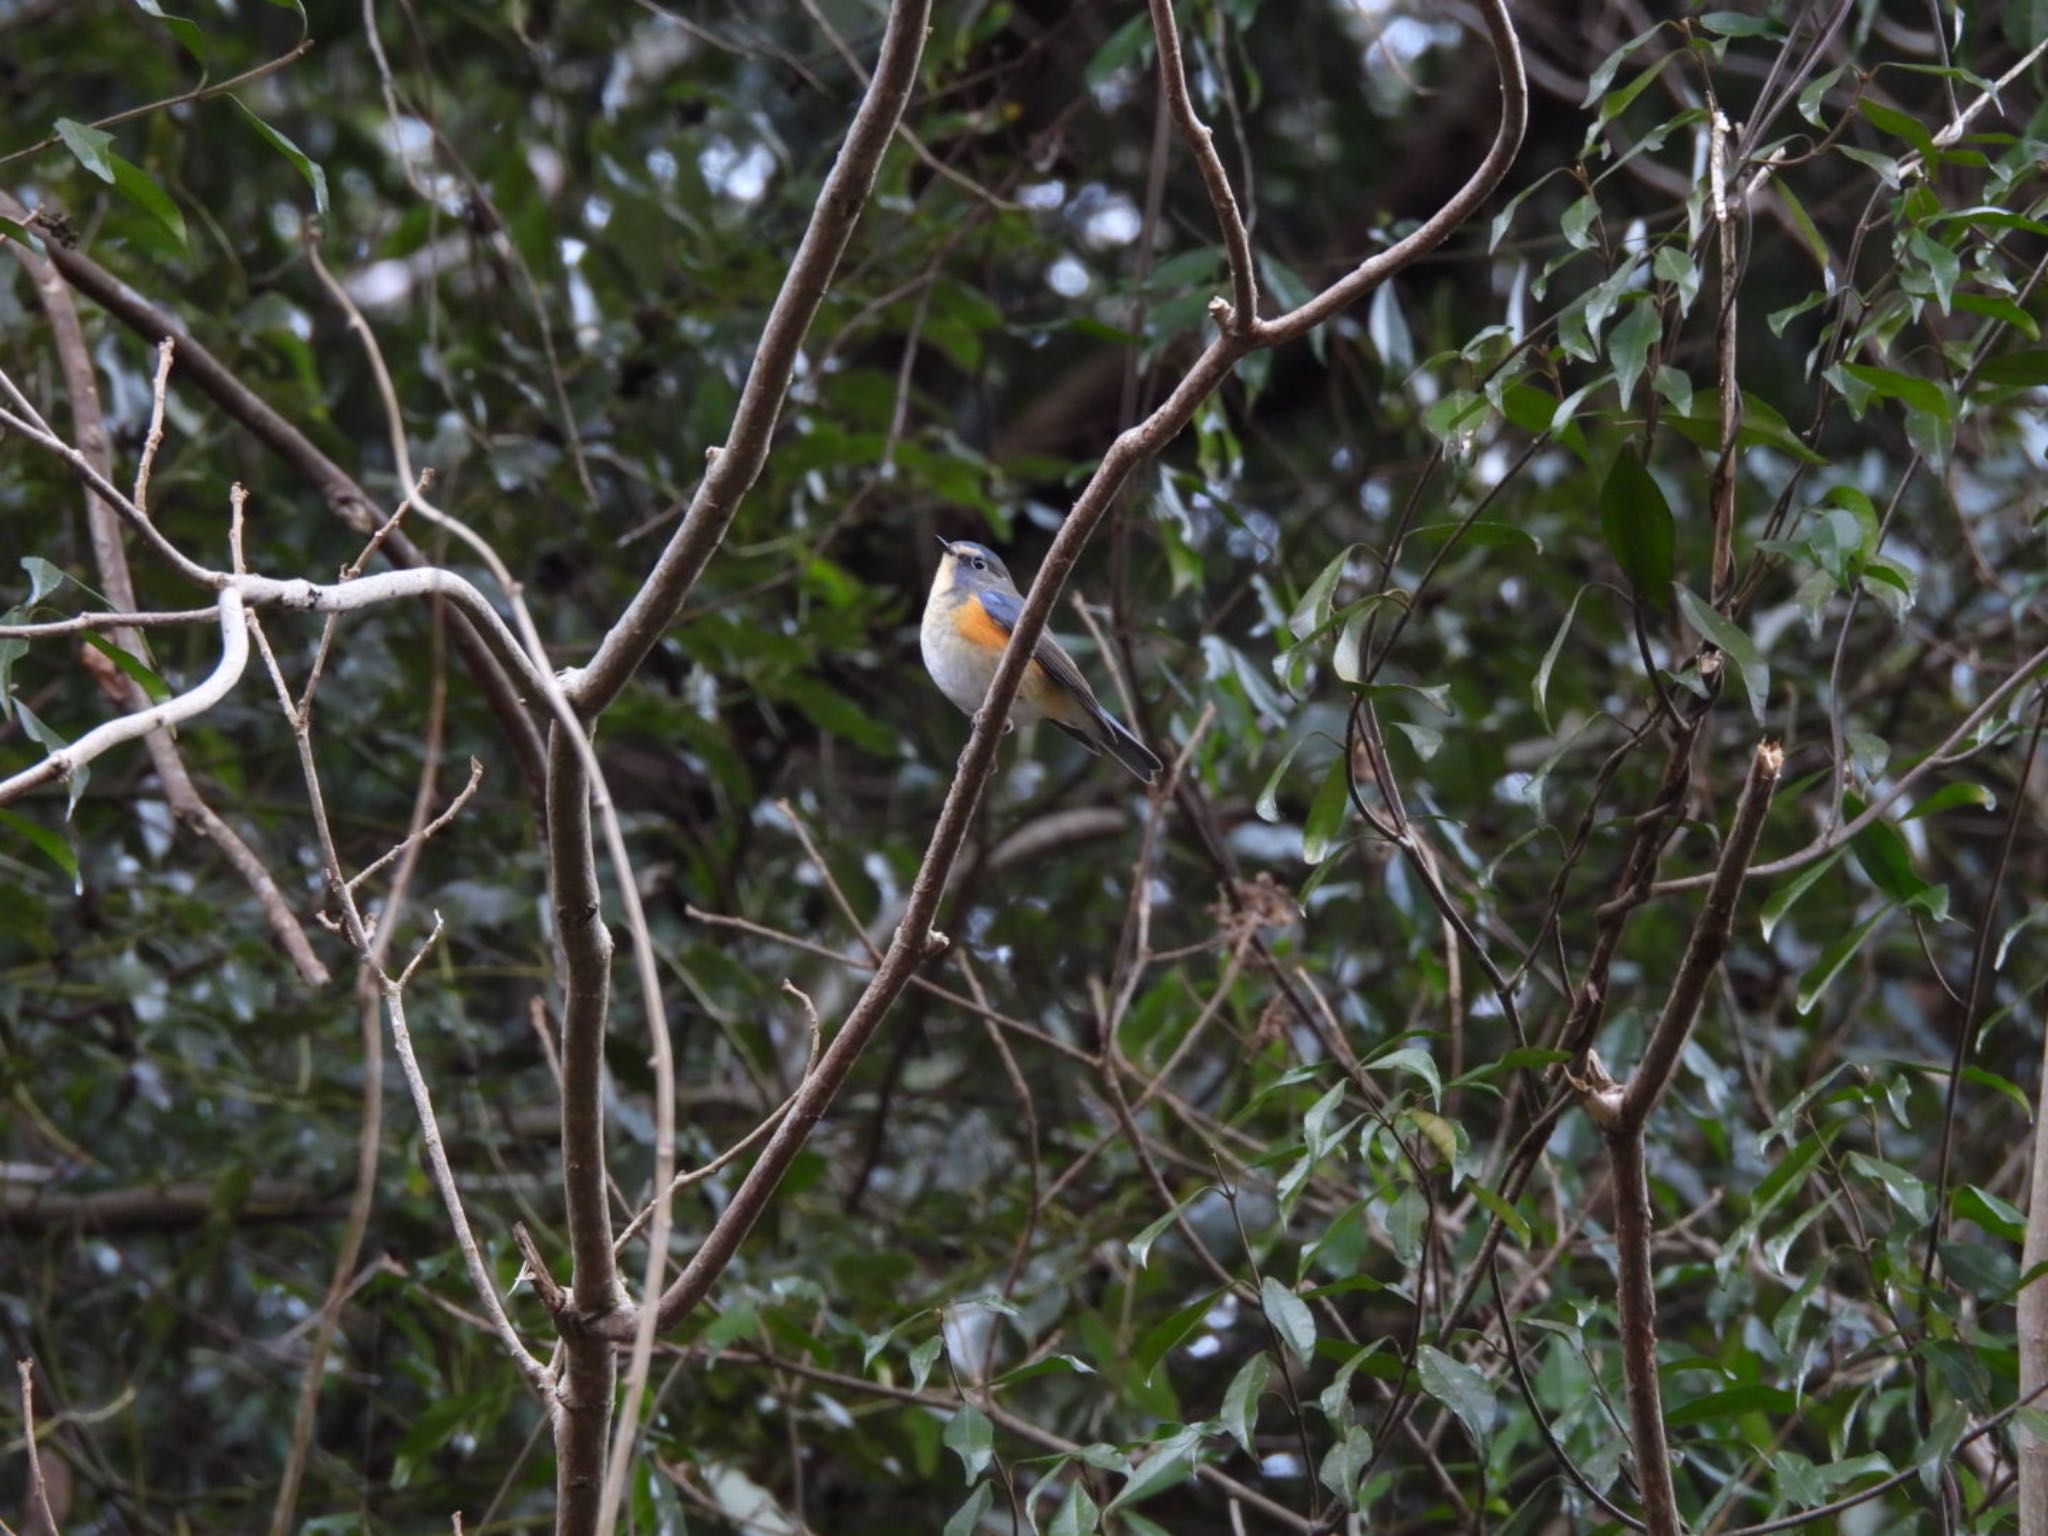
top-left (922, 537), bottom-right (1163, 785)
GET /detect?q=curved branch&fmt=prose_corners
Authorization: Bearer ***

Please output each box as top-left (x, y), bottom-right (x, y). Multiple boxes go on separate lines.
top-left (565, 0), bottom-right (936, 714)
top-left (0, 188), bottom-right (549, 799)
top-left (631, 0), bottom-right (1529, 1338)
top-left (1652, 645), bottom-right (2048, 894)
top-left (0, 590), bottom-right (249, 807)
top-left (1253, 0), bottom-right (1527, 345)
top-left (8, 244), bottom-right (329, 985)
top-left (1147, 0), bottom-right (1257, 330)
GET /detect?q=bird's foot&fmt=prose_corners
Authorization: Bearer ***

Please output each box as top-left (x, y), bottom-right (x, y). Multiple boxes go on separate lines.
top-left (972, 707), bottom-right (1015, 737)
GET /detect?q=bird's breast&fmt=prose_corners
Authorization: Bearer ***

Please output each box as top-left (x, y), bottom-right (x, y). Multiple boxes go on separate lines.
top-left (920, 593), bottom-right (1046, 721)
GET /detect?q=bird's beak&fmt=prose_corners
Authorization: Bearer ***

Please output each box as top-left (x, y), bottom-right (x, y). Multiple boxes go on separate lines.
top-left (933, 535), bottom-right (952, 556)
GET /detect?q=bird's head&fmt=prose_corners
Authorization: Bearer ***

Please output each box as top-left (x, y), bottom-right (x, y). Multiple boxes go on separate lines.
top-left (933, 537), bottom-right (1014, 594)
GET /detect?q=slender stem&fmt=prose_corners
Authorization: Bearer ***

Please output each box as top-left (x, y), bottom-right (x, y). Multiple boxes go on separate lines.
top-left (1606, 1129), bottom-right (1680, 1536)
top-left (568, 0), bottom-right (939, 713)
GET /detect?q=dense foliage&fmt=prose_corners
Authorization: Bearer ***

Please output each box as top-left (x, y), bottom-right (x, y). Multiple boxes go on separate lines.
top-left (4, 0), bottom-right (2048, 1531)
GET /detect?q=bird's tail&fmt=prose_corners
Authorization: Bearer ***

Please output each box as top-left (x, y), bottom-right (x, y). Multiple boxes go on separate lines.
top-left (1090, 707), bottom-right (1163, 785)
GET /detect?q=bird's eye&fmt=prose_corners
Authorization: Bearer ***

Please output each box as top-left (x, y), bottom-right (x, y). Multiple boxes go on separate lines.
top-left (972, 557), bottom-right (987, 571)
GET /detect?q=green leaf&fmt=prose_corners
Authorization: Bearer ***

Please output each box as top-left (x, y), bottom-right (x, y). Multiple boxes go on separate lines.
top-left (1332, 604), bottom-right (1372, 684)
top-left (1697, 9), bottom-right (1779, 35)
top-left (1384, 1182), bottom-right (1425, 1268)
top-left (1674, 584), bottom-right (1770, 723)
top-left (1559, 194), bottom-right (1599, 251)
top-left (1532, 584), bottom-right (1588, 729)
top-left (1288, 545), bottom-right (1356, 641)
top-left (1392, 722), bottom-right (1441, 760)
top-left (1845, 790), bottom-right (1946, 918)
top-left (909, 1335), bottom-right (943, 1391)
top-left (1774, 178), bottom-right (1835, 276)
top-left (1085, 10), bottom-right (1153, 87)
top-left (1220, 1353), bottom-right (1270, 1456)
top-left (778, 676), bottom-right (901, 756)
top-left (14, 700), bottom-right (87, 818)
top-left (1317, 1341), bottom-right (1386, 1419)
top-left (1974, 350), bottom-right (2048, 387)
top-left (131, 0), bottom-right (207, 57)
top-left (54, 118), bottom-right (116, 183)
top-left (1797, 64), bottom-right (1844, 125)
top-left (1838, 363), bottom-right (1953, 422)
top-left (1857, 98), bottom-right (1938, 160)
top-left (1956, 1184), bottom-right (2026, 1244)
top-left (1106, 1425), bottom-right (1204, 1511)
top-left (944, 1483), bottom-right (992, 1536)
top-left (230, 97), bottom-right (329, 214)
top-left (1654, 247), bottom-right (1701, 316)
top-left (1415, 1344), bottom-right (1495, 1445)
top-left (81, 634), bottom-right (171, 703)
top-left (1318, 1424), bottom-right (1374, 1506)
top-left (1582, 24), bottom-right (1661, 105)
top-left (1847, 1151), bottom-right (1930, 1221)
top-left (1666, 1384), bottom-right (1795, 1427)
top-left (1796, 903), bottom-right (1896, 1014)
top-left (1364, 1045), bottom-right (1441, 1108)
top-left (1127, 1185), bottom-right (1212, 1270)
top-left (109, 154), bottom-right (187, 252)
top-left (1467, 1182), bottom-right (1531, 1247)
top-left (1423, 388), bottom-right (1487, 446)
top-left (1049, 1475), bottom-right (1100, 1536)
top-left (943, 1403), bottom-right (994, 1483)
top-left (1301, 752), bottom-right (1352, 865)
top-left (21, 557), bottom-right (66, 605)
top-left (1599, 447), bottom-right (1675, 602)
top-left (1260, 1277), bottom-right (1316, 1364)
top-left (1761, 849), bottom-right (1846, 942)
top-left (993, 1353), bottom-right (1095, 1387)
top-left (1954, 293), bottom-right (2040, 343)
top-left (1666, 392), bottom-right (1828, 464)
top-left (1599, 52), bottom-right (1675, 122)
top-left (0, 806), bottom-right (80, 891)
top-left (1609, 299), bottom-right (1659, 409)
top-left (1300, 1080), bottom-right (1348, 1162)
top-left (1255, 739), bottom-right (1308, 823)
top-left (1135, 1289), bottom-right (1220, 1383)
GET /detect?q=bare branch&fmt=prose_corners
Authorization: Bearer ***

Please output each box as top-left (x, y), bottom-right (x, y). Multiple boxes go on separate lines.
top-left (1653, 648), bottom-right (2048, 893)
top-left (0, 187), bottom-right (549, 799)
top-left (5, 248), bottom-right (329, 982)
top-left (1605, 1128), bottom-right (1677, 1536)
top-left (246, 613), bottom-right (551, 1398)
top-left (133, 337), bottom-right (173, 515)
top-left (0, 608), bottom-right (221, 638)
top-left (1252, 0), bottom-right (1527, 344)
top-left (1617, 740), bottom-right (1783, 1129)
top-left (565, 0), bottom-right (937, 712)
top-left (1145, 0), bottom-right (1257, 330)
top-left (16, 1361), bottom-right (58, 1536)
top-left (1706, 107), bottom-right (1740, 606)
top-left (621, 0), bottom-right (1527, 1344)
top-left (0, 38), bottom-right (315, 171)
top-left (0, 590), bottom-right (250, 807)
top-left (1, 1177), bottom-right (338, 1233)
top-left (345, 757), bottom-right (486, 898)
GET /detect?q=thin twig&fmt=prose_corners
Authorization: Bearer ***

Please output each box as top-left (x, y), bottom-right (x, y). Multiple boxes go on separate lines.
top-left (16, 1360), bottom-right (58, 1536)
top-left (0, 38), bottom-right (316, 170)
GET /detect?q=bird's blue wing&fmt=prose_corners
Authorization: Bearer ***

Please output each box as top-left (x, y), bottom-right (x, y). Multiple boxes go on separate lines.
top-left (977, 586), bottom-right (1099, 709)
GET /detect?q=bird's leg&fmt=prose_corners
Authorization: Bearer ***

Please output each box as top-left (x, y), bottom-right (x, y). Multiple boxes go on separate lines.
top-left (972, 706), bottom-right (1015, 737)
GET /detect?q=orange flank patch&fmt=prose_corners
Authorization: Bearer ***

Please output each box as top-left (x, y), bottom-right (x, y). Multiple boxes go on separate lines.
top-left (957, 598), bottom-right (1083, 719)
top-left (954, 596), bottom-right (1011, 652)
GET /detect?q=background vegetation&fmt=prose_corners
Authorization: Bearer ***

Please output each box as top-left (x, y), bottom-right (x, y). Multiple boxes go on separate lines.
top-left (3, 0), bottom-right (2047, 1531)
